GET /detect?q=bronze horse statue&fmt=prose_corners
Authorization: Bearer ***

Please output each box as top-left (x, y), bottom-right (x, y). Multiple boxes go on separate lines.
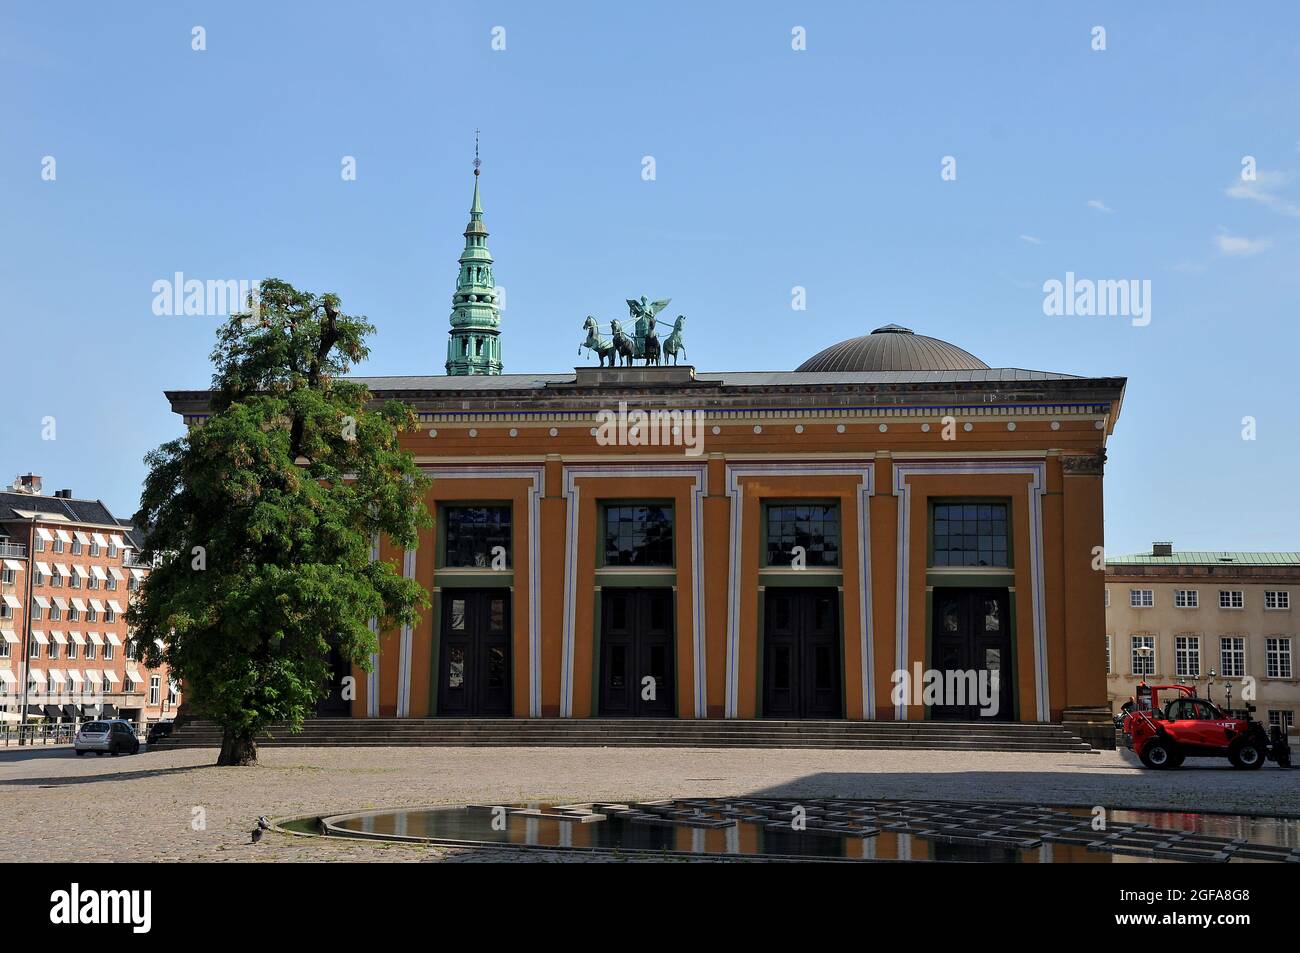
top-left (580, 315), bottom-right (618, 367)
top-left (663, 315), bottom-right (687, 365)
top-left (642, 318), bottom-right (662, 366)
top-left (609, 319), bottom-right (636, 366)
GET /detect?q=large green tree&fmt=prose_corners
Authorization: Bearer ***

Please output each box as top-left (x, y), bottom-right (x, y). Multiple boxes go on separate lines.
top-left (129, 279), bottom-right (430, 765)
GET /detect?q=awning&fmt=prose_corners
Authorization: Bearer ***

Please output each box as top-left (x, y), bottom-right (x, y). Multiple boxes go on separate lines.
top-left (34, 595), bottom-right (50, 610)
top-left (103, 670), bottom-right (119, 685)
top-left (27, 667), bottom-right (44, 681)
top-left (35, 562), bottom-right (52, 575)
top-left (92, 533), bottom-right (108, 547)
top-left (55, 529), bottom-right (72, 544)
top-left (66, 669), bottom-right (83, 684)
top-left (74, 531), bottom-right (91, 545)
top-left (36, 528), bottom-right (54, 542)
top-left (108, 601), bottom-right (124, 614)
top-left (0, 629), bottom-right (18, 644)
top-left (84, 668), bottom-right (102, 682)
top-left (71, 598), bottom-right (87, 612)
top-left (0, 669), bottom-right (17, 685)
top-left (88, 632), bottom-right (104, 646)
top-left (30, 631), bottom-right (49, 645)
top-left (108, 567), bottom-right (125, 581)
top-left (107, 633), bottom-right (122, 647)
top-left (69, 631), bottom-right (86, 645)
top-left (54, 563), bottom-right (70, 576)
top-left (130, 568), bottom-right (146, 581)
top-left (74, 565), bottom-right (89, 579)
top-left (101, 703), bottom-right (118, 718)
top-left (43, 704), bottom-right (62, 719)
top-left (1, 594), bottom-right (20, 609)
top-left (91, 566), bottom-right (108, 581)
top-left (89, 599), bottom-right (104, 612)
top-left (125, 668), bottom-right (142, 683)
top-left (111, 534), bottom-right (126, 549)
top-left (52, 597), bottom-right (68, 611)
top-left (48, 669), bottom-right (66, 684)
top-left (2, 558), bottom-right (22, 571)
top-left (50, 631), bottom-right (67, 645)
top-left (61, 704), bottom-right (79, 719)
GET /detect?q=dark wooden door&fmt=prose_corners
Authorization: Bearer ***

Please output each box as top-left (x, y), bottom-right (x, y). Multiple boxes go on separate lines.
top-left (930, 587), bottom-right (1012, 720)
top-left (763, 588), bottom-right (842, 718)
top-left (438, 589), bottom-right (511, 716)
top-left (599, 588), bottom-right (674, 717)
top-left (315, 643), bottom-right (352, 715)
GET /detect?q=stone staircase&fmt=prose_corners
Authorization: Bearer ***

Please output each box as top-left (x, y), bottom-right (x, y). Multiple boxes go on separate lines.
top-left (151, 718), bottom-right (1095, 753)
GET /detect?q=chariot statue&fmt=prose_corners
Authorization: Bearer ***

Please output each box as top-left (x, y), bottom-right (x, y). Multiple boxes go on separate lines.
top-left (580, 296), bottom-right (686, 368)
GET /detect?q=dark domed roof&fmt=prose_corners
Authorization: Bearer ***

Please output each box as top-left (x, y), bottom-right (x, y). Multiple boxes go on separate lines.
top-left (795, 325), bottom-right (988, 373)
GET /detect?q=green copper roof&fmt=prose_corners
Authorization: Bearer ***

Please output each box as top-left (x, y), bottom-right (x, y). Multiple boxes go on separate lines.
top-left (444, 160), bottom-right (502, 376)
top-left (1107, 552), bottom-right (1300, 566)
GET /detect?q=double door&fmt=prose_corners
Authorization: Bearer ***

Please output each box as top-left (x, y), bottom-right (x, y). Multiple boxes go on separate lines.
top-left (438, 589), bottom-right (511, 716)
top-left (762, 588), bottom-right (843, 718)
top-left (598, 588), bottom-right (675, 717)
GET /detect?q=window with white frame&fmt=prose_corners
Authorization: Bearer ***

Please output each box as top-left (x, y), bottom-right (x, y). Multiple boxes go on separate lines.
top-left (1269, 710), bottom-right (1295, 731)
top-left (35, 535), bottom-right (45, 552)
top-left (29, 640), bottom-right (40, 658)
top-left (49, 604), bottom-right (60, 622)
top-left (122, 674), bottom-right (134, 693)
top-left (1265, 591), bottom-right (1290, 610)
top-left (1104, 589), bottom-right (1110, 608)
top-left (0, 567), bottom-right (14, 585)
top-left (1175, 636), bottom-right (1201, 677)
top-left (1105, 635), bottom-right (1112, 674)
top-left (67, 641), bottom-right (77, 660)
top-left (102, 675), bottom-right (111, 693)
top-left (1174, 589), bottom-right (1198, 608)
top-left (168, 681), bottom-right (178, 705)
top-left (106, 575), bottom-right (117, 590)
top-left (71, 539), bottom-right (82, 556)
top-left (1219, 590), bottom-right (1244, 609)
top-left (104, 642), bottom-right (113, 661)
top-left (1130, 589), bottom-right (1154, 608)
top-left (47, 640), bottom-right (58, 660)
top-left (1220, 637), bottom-right (1245, 678)
top-left (0, 640), bottom-right (8, 659)
top-left (86, 605), bottom-right (96, 622)
top-left (85, 641), bottom-right (95, 660)
top-left (0, 603), bottom-right (10, 621)
top-left (29, 599), bottom-right (41, 621)
top-left (89, 540), bottom-right (100, 557)
top-left (126, 641), bottom-right (136, 661)
top-left (1131, 635), bottom-right (1156, 676)
top-left (53, 538), bottom-right (64, 554)
top-left (149, 675), bottom-right (160, 706)
top-left (1265, 638), bottom-right (1293, 678)
top-left (67, 605), bottom-right (78, 622)
top-left (33, 568), bottom-right (44, 585)
top-left (50, 569), bottom-right (62, 587)
top-left (105, 606), bottom-right (115, 623)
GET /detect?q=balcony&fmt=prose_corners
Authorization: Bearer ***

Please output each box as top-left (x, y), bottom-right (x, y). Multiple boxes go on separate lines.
top-left (0, 542), bottom-right (27, 558)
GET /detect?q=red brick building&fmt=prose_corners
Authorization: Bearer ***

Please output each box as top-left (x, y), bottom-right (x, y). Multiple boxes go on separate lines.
top-left (0, 474), bottom-right (180, 726)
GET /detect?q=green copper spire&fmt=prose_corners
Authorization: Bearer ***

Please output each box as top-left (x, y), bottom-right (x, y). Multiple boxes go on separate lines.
top-left (445, 132), bottom-right (502, 375)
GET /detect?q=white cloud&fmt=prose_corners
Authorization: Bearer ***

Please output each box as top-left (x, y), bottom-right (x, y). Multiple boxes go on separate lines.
top-left (1087, 199), bottom-right (1114, 213)
top-left (1018, 234), bottom-right (1042, 245)
top-left (1215, 232), bottom-right (1271, 256)
top-left (1225, 170), bottom-right (1300, 217)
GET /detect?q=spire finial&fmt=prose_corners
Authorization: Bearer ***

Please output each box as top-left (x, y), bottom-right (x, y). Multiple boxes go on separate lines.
top-left (473, 129), bottom-right (481, 177)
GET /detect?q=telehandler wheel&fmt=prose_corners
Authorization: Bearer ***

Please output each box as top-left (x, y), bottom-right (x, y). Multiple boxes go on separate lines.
top-left (1229, 739), bottom-right (1265, 770)
top-left (1140, 739), bottom-right (1177, 769)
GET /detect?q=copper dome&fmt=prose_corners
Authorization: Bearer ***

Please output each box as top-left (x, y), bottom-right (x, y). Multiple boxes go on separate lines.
top-left (795, 324), bottom-right (988, 373)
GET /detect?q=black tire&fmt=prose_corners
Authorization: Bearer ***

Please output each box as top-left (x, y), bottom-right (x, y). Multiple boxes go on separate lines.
top-left (1166, 751), bottom-right (1186, 769)
top-left (1230, 740), bottom-right (1265, 770)
top-left (109, 743), bottom-right (119, 757)
top-left (95, 751), bottom-right (103, 757)
top-left (75, 750), bottom-right (85, 757)
top-left (1140, 739), bottom-right (1177, 769)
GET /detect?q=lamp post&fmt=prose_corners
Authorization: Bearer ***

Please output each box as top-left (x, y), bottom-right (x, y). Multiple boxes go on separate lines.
top-left (1206, 669), bottom-right (1217, 705)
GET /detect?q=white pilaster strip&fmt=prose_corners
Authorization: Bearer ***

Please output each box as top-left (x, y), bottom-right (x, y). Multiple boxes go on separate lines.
top-left (420, 466), bottom-right (546, 717)
top-left (891, 461), bottom-right (1049, 721)
top-left (561, 464), bottom-right (708, 718)
top-left (723, 463), bottom-right (874, 719)
top-left (367, 532), bottom-right (379, 717)
top-left (397, 546), bottom-right (416, 716)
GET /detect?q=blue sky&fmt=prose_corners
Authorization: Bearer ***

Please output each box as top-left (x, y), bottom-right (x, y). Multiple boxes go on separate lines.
top-left (2, 2), bottom-right (1298, 554)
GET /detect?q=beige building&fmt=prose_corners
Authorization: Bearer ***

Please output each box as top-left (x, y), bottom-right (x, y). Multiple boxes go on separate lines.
top-left (1105, 543), bottom-right (1298, 735)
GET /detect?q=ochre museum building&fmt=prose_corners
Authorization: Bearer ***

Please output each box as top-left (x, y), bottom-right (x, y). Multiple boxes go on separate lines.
top-left (165, 173), bottom-right (1127, 732)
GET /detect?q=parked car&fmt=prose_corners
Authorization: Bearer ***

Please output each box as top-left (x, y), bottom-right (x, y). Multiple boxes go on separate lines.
top-left (146, 720), bottom-right (174, 745)
top-left (74, 720), bottom-right (141, 756)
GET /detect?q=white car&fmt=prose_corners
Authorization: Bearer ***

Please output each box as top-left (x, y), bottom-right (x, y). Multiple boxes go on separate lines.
top-left (74, 720), bottom-right (141, 756)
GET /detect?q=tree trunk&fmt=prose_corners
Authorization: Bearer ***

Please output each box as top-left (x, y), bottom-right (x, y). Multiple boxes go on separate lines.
top-left (217, 728), bottom-right (258, 766)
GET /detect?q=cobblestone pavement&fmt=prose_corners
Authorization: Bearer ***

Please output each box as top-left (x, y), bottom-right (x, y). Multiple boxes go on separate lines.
top-left (1, 745), bottom-right (1295, 862)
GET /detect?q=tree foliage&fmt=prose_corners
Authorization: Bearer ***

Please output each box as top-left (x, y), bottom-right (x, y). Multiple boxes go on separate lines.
top-left (129, 279), bottom-right (430, 764)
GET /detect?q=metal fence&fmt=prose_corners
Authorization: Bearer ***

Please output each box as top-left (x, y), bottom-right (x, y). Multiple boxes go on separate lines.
top-left (0, 720), bottom-right (150, 747)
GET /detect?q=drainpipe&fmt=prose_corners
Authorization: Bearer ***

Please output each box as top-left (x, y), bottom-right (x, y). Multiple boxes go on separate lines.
top-left (16, 516), bottom-right (36, 744)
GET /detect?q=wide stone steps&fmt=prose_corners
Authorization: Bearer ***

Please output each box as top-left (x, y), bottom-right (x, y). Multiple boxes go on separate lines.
top-left (152, 718), bottom-right (1094, 753)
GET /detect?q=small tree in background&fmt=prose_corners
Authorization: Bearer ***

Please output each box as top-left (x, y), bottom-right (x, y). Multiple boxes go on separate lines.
top-left (129, 279), bottom-right (430, 765)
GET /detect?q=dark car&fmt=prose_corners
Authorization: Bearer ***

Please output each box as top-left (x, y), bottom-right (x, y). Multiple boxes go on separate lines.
top-left (146, 720), bottom-right (175, 744)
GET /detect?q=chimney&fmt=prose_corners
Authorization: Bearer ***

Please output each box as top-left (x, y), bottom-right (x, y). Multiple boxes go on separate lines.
top-left (53, 489), bottom-right (72, 499)
top-left (11, 473), bottom-right (42, 495)
top-left (1152, 541), bottom-right (1173, 557)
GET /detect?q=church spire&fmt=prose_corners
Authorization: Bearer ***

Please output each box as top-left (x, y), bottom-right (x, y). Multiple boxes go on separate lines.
top-left (445, 131), bottom-right (502, 375)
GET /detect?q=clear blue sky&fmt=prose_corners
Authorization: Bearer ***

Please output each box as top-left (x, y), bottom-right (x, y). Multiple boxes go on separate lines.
top-left (2, 2), bottom-right (1298, 555)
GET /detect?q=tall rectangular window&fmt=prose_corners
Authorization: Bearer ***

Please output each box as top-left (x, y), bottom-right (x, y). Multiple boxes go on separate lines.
top-left (1266, 638), bottom-right (1293, 679)
top-left (931, 502), bottom-right (1008, 567)
top-left (1220, 637), bottom-right (1245, 677)
top-left (1175, 636), bottom-right (1200, 677)
top-left (603, 504), bottom-right (674, 567)
top-left (1131, 635), bottom-right (1156, 676)
top-left (766, 503), bottom-right (840, 567)
top-left (443, 506), bottom-right (512, 569)
top-left (149, 675), bottom-right (160, 706)
top-left (1105, 634), bottom-right (1112, 674)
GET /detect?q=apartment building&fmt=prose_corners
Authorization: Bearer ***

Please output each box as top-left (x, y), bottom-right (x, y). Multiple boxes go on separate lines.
top-left (0, 473), bottom-right (179, 725)
top-left (1105, 542), bottom-right (1297, 734)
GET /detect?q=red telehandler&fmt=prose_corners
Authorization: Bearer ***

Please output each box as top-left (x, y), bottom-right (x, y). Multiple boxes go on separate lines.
top-left (1121, 683), bottom-right (1291, 770)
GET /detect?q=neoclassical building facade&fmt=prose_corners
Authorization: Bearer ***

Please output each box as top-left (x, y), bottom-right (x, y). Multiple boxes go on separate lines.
top-left (164, 174), bottom-right (1127, 729)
